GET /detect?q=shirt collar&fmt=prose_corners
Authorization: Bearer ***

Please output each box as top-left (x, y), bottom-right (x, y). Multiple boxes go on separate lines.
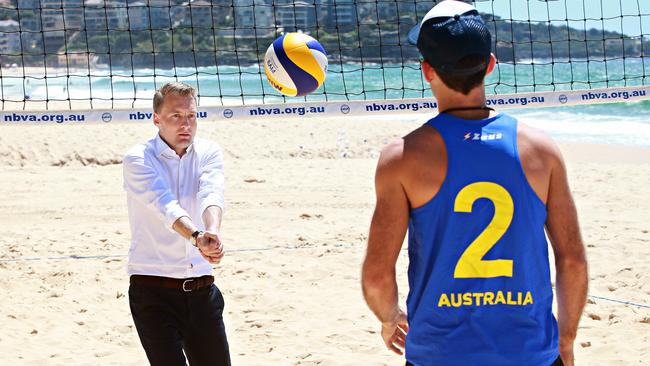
top-left (154, 133), bottom-right (195, 158)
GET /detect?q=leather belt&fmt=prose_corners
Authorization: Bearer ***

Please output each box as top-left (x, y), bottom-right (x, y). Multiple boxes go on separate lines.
top-left (130, 275), bottom-right (214, 292)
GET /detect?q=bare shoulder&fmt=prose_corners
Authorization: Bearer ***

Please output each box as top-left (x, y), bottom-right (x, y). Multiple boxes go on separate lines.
top-left (375, 124), bottom-right (445, 208)
top-left (516, 121), bottom-right (568, 203)
top-left (377, 125), bottom-right (441, 170)
top-left (517, 121), bottom-right (564, 167)
top-left (378, 138), bottom-right (405, 164)
top-left (374, 140), bottom-right (403, 185)
top-left (405, 123), bottom-right (443, 147)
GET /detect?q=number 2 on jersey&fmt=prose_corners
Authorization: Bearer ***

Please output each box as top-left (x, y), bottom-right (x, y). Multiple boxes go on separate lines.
top-left (453, 182), bottom-right (514, 278)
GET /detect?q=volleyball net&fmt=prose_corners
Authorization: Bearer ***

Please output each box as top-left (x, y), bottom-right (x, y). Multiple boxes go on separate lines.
top-left (1, 0), bottom-right (650, 122)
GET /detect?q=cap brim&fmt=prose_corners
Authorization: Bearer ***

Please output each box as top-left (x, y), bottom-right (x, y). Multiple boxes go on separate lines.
top-left (407, 24), bottom-right (420, 45)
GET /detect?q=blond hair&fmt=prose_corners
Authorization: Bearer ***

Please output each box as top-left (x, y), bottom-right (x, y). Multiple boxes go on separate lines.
top-left (153, 82), bottom-right (197, 113)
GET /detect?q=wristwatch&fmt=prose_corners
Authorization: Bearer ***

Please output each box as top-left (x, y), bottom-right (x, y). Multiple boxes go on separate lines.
top-left (190, 230), bottom-right (203, 247)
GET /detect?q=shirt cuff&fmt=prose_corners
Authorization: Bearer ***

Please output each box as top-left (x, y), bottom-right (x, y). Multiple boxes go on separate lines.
top-left (164, 203), bottom-right (191, 229)
top-left (199, 194), bottom-right (225, 216)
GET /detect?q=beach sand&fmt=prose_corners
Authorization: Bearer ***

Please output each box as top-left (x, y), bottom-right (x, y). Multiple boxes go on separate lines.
top-left (0, 118), bottom-right (648, 365)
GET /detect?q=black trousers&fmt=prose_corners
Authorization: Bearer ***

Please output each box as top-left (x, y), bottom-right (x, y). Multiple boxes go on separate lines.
top-left (406, 355), bottom-right (564, 366)
top-left (129, 282), bottom-right (231, 366)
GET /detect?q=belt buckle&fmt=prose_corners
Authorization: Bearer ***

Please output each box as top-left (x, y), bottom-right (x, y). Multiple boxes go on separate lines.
top-left (182, 279), bottom-right (195, 292)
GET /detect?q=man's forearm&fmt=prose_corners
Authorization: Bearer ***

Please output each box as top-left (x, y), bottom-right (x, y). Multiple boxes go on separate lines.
top-left (555, 256), bottom-right (588, 343)
top-left (172, 216), bottom-right (199, 240)
top-left (362, 270), bottom-right (401, 324)
top-left (202, 205), bottom-right (223, 232)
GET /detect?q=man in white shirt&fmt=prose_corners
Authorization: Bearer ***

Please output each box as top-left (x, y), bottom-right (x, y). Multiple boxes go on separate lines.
top-left (123, 82), bottom-right (230, 366)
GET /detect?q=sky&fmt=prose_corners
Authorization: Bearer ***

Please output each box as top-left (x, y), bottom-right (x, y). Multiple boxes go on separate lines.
top-left (473, 0), bottom-right (650, 36)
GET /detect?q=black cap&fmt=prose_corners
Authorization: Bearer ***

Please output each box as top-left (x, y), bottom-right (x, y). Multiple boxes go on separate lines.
top-left (408, 1), bottom-right (492, 75)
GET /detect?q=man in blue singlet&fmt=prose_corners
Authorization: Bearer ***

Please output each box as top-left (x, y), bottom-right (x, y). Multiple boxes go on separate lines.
top-left (361, 1), bottom-right (588, 366)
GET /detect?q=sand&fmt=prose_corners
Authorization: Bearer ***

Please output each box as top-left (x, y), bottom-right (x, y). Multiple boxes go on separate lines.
top-left (0, 117), bottom-right (648, 365)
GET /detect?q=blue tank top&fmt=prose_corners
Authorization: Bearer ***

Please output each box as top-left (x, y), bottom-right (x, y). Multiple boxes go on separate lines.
top-left (405, 113), bottom-right (558, 366)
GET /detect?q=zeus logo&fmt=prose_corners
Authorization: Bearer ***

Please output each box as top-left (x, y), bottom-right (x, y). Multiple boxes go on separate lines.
top-left (464, 132), bottom-right (503, 141)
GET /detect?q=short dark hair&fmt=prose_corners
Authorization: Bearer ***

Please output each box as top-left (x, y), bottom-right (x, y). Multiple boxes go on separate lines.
top-left (432, 54), bottom-right (488, 95)
top-left (153, 82), bottom-right (197, 113)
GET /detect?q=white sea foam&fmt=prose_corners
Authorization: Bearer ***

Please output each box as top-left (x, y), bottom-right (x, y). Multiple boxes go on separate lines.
top-left (511, 110), bottom-right (650, 147)
top-left (383, 109), bottom-right (650, 147)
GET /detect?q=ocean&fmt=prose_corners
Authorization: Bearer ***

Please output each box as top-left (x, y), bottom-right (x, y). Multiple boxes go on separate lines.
top-left (2, 59), bottom-right (650, 147)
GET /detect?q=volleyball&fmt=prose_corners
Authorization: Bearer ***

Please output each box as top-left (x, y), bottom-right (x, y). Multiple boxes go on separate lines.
top-left (264, 33), bottom-right (328, 97)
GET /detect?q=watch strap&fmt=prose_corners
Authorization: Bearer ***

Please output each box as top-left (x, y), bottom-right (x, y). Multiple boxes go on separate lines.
top-left (190, 230), bottom-right (203, 247)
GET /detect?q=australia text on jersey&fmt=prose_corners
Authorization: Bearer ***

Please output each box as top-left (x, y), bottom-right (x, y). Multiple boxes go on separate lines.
top-left (438, 290), bottom-right (533, 308)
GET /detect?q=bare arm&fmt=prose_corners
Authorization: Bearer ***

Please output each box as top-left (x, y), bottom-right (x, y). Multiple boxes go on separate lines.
top-left (362, 142), bottom-right (410, 355)
top-left (172, 215), bottom-right (199, 240)
top-left (170, 206), bottom-right (222, 237)
top-left (545, 145), bottom-right (588, 366)
top-left (200, 205), bottom-right (225, 264)
top-left (202, 205), bottom-right (223, 232)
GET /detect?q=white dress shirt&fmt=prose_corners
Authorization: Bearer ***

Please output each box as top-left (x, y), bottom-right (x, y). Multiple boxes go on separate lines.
top-left (123, 134), bottom-right (225, 278)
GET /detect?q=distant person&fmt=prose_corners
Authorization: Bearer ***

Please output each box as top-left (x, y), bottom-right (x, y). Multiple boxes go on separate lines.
top-left (361, 2), bottom-right (588, 366)
top-left (123, 82), bottom-right (231, 365)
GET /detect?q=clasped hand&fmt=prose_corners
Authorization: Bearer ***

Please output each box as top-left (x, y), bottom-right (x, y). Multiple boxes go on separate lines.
top-left (196, 231), bottom-right (225, 264)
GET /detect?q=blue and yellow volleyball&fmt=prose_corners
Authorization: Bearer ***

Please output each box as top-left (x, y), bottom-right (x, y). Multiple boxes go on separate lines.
top-left (264, 33), bottom-right (328, 97)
